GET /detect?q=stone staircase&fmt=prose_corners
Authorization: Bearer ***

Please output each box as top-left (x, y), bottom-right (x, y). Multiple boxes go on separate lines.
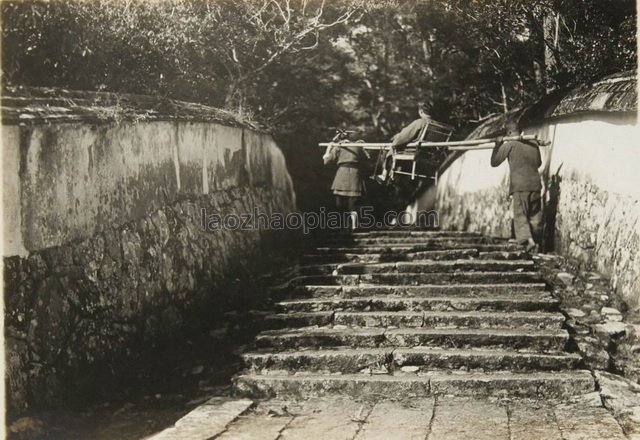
top-left (234, 230), bottom-right (595, 399)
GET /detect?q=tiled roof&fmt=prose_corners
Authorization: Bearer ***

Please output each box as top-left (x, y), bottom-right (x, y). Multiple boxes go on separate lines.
top-left (1, 86), bottom-right (256, 129)
top-left (463, 71), bottom-right (637, 139)
top-left (437, 71), bottom-right (637, 176)
top-left (550, 71), bottom-right (637, 117)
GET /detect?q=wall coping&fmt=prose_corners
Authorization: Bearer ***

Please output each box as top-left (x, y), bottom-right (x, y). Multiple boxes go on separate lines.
top-left (1, 86), bottom-right (262, 130)
top-left (463, 71), bottom-right (637, 140)
top-left (550, 71), bottom-right (637, 118)
top-left (436, 71), bottom-right (637, 178)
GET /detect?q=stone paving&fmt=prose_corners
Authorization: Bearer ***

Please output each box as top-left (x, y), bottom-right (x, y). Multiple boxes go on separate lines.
top-left (148, 395), bottom-right (632, 440)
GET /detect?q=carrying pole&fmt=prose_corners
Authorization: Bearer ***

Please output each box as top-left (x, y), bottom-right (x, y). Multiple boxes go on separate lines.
top-left (318, 134), bottom-right (549, 151)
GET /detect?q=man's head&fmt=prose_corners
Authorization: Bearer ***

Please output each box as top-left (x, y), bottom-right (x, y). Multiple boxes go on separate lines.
top-left (504, 120), bottom-right (520, 136)
top-left (417, 102), bottom-right (431, 119)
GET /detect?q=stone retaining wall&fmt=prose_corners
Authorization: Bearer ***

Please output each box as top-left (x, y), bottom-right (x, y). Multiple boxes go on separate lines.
top-left (3, 92), bottom-right (296, 411)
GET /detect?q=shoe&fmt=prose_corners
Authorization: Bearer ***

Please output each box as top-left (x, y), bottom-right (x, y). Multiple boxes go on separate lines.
top-left (376, 170), bottom-right (389, 183)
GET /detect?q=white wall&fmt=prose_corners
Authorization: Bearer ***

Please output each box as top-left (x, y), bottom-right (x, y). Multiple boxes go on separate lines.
top-left (429, 112), bottom-right (640, 308)
top-left (2, 121), bottom-right (296, 257)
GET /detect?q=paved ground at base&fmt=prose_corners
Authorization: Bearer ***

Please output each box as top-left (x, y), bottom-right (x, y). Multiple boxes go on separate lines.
top-left (149, 395), bottom-right (632, 440)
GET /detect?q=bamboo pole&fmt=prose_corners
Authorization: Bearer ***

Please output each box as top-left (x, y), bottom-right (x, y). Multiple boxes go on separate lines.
top-left (448, 142), bottom-right (496, 151)
top-left (318, 142), bottom-right (391, 149)
top-left (318, 134), bottom-right (549, 150)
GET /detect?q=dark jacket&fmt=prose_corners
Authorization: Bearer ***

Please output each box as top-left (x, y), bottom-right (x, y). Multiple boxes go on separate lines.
top-left (391, 118), bottom-right (430, 148)
top-left (324, 146), bottom-right (369, 196)
top-left (324, 145), bottom-right (369, 166)
top-left (491, 139), bottom-right (542, 194)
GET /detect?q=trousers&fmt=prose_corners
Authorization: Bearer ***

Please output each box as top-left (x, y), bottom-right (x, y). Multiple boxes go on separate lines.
top-left (336, 195), bottom-right (357, 212)
top-left (512, 191), bottom-right (542, 243)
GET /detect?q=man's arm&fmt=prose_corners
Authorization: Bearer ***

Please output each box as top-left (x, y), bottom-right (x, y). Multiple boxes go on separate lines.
top-left (323, 145), bottom-right (339, 165)
top-left (490, 139), bottom-right (511, 167)
top-left (391, 119), bottom-right (424, 148)
top-left (359, 146), bottom-right (371, 160)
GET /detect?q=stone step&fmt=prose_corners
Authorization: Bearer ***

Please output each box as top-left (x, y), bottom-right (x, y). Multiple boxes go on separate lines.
top-left (384, 328), bottom-right (568, 351)
top-left (264, 312), bottom-right (334, 329)
top-left (318, 236), bottom-right (486, 246)
top-left (334, 310), bottom-right (564, 329)
top-left (298, 260), bottom-right (535, 276)
top-left (333, 311), bottom-right (424, 328)
top-left (313, 244), bottom-right (523, 254)
top-left (302, 249), bottom-right (529, 264)
top-left (233, 370), bottom-right (594, 399)
top-left (301, 249), bottom-right (480, 264)
top-left (243, 348), bottom-right (392, 374)
top-left (242, 347), bottom-right (581, 374)
top-left (255, 327), bottom-right (568, 351)
top-left (393, 348), bottom-right (582, 372)
top-left (265, 310), bottom-right (562, 330)
top-left (256, 327), bottom-right (386, 349)
top-left (288, 283), bottom-right (548, 298)
top-left (315, 230), bottom-right (482, 238)
top-left (478, 250), bottom-right (529, 260)
top-left (290, 271), bottom-right (543, 286)
top-left (277, 294), bottom-right (558, 313)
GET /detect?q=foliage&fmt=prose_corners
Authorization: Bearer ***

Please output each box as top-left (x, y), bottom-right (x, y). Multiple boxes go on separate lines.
top-left (3, 0), bottom-right (635, 126)
top-left (2, 0), bottom-right (635, 205)
top-left (2, 0), bottom-right (362, 114)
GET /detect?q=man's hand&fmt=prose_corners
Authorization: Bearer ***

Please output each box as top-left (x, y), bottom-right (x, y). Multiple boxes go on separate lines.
top-left (323, 143), bottom-right (334, 162)
top-left (495, 136), bottom-right (504, 144)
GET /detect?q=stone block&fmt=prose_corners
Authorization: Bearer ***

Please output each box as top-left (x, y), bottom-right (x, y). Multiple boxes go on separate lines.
top-left (595, 322), bottom-right (627, 337)
top-left (596, 371), bottom-right (640, 418)
top-left (575, 336), bottom-right (610, 370)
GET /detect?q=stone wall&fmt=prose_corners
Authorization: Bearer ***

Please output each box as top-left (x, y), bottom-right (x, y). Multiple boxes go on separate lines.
top-left (547, 114), bottom-right (640, 311)
top-left (3, 102), bottom-right (296, 412)
top-left (428, 112), bottom-right (640, 310)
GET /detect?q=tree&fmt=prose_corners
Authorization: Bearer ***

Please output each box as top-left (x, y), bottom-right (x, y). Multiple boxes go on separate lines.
top-left (1, 0), bottom-right (364, 115)
top-left (2, 0), bottom-right (635, 208)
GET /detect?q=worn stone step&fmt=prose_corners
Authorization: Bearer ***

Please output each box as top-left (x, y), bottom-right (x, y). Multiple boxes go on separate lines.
top-left (289, 283), bottom-right (548, 298)
top-left (393, 348), bottom-right (582, 372)
top-left (334, 310), bottom-right (564, 329)
top-left (315, 230), bottom-right (482, 238)
top-left (424, 370), bottom-right (594, 398)
top-left (277, 294), bottom-right (558, 313)
top-left (319, 236), bottom-right (486, 246)
top-left (233, 370), bottom-right (594, 399)
top-left (290, 271), bottom-right (543, 286)
top-left (264, 312), bottom-right (334, 329)
top-left (384, 328), bottom-right (568, 351)
top-left (256, 327), bottom-right (386, 350)
top-left (478, 250), bottom-right (529, 260)
top-left (242, 348), bottom-right (392, 373)
top-left (242, 347), bottom-right (581, 374)
top-left (334, 311), bottom-right (424, 328)
top-left (303, 250), bottom-right (529, 264)
top-left (299, 260), bottom-right (535, 276)
top-left (301, 249), bottom-right (480, 264)
top-left (234, 373), bottom-right (431, 400)
top-left (255, 327), bottom-right (567, 351)
top-left (313, 243), bottom-right (523, 254)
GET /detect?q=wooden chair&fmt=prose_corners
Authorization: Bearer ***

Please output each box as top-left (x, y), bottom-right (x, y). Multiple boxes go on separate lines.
top-left (390, 119), bottom-right (454, 184)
